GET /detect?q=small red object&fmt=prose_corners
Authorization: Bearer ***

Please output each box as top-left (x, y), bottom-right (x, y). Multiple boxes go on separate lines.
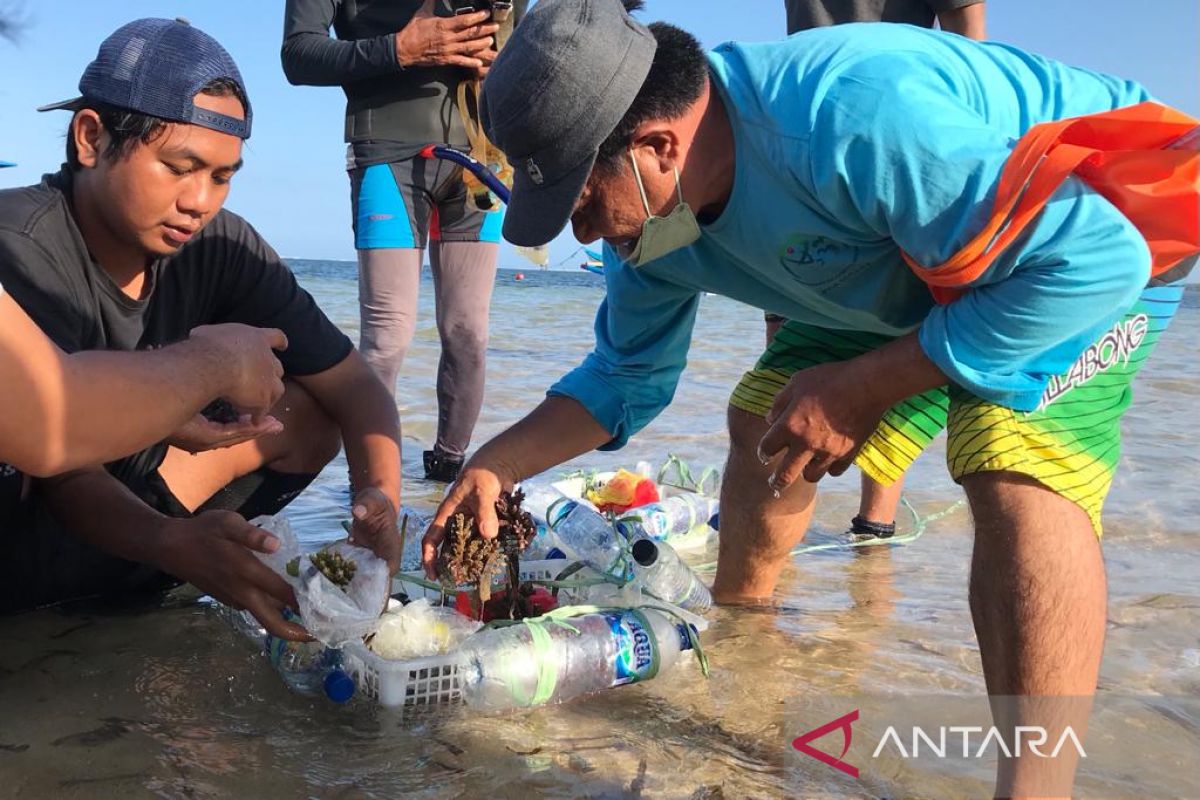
top-left (522, 587), bottom-right (558, 616)
top-left (454, 590), bottom-right (476, 619)
top-left (631, 479), bottom-right (660, 509)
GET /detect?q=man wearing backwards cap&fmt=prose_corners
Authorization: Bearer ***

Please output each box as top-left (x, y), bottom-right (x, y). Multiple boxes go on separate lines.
top-left (426, 0), bottom-right (1195, 792)
top-left (0, 18), bottom-right (401, 640)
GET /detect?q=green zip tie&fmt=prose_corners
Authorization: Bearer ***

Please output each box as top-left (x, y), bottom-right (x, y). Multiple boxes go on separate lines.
top-left (657, 454), bottom-right (719, 496)
top-left (690, 495), bottom-right (965, 573)
top-left (393, 572), bottom-right (446, 592)
top-left (639, 602), bottom-right (711, 678)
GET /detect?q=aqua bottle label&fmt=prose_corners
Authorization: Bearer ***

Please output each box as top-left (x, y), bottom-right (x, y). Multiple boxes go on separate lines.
top-left (604, 610), bottom-right (660, 686)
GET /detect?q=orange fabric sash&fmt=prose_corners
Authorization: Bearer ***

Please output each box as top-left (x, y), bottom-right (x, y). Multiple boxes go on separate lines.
top-left (902, 102), bottom-right (1200, 304)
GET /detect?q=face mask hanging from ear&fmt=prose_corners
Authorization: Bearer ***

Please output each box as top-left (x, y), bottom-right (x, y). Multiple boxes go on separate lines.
top-left (623, 149), bottom-right (702, 267)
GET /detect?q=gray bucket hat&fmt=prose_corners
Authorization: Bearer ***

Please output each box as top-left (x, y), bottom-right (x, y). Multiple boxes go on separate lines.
top-left (481, 0), bottom-right (656, 247)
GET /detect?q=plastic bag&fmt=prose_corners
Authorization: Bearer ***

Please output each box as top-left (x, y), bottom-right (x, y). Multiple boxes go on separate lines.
top-left (251, 515), bottom-right (390, 647)
top-left (369, 599), bottom-right (482, 660)
top-left (397, 505), bottom-right (428, 572)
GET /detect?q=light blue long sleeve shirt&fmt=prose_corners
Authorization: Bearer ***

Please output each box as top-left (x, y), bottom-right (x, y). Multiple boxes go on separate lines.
top-left (550, 24), bottom-right (1154, 450)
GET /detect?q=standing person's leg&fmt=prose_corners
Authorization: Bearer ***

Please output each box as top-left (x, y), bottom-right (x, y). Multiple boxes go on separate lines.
top-left (428, 240), bottom-right (498, 462)
top-left (850, 472), bottom-right (906, 540)
top-left (946, 284), bottom-right (1183, 798)
top-left (357, 249), bottom-right (422, 392)
top-left (852, 386), bottom-right (950, 539)
top-left (764, 312), bottom-right (785, 345)
top-left (421, 169), bottom-right (501, 482)
top-left (349, 161), bottom-right (431, 393)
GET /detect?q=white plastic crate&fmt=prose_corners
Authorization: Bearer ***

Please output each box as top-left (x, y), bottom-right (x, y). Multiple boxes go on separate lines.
top-left (344, 558), bottom-right (579, 708)
top-left (342, 643), bottom-right (464, 708)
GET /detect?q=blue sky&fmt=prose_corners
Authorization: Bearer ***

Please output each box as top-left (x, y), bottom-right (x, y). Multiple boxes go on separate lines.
top-left (0, 0), bottom-right (1196, 269)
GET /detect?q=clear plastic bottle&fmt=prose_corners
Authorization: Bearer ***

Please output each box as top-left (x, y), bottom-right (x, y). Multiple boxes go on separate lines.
top-left (547, 501), bottom-right (631, 578)
top-left (516, 479), bottom-right (564, 522)
top-left (265, 634), bottom-right (329, 694)
top-left (397, 506), bottom-right (429, 571)
top-left (216, 603), bottom-right (354, 702)
top-left (516, 480), bottom-right (572, 560)
top-left (216, 603), bottom-right (268, 645)
top-left (628, 495), bottom-right (719, 541)
top-left (456, 608), bottom-right (696, 710)
top-left (630, 539), bottom-right (713, 613)
top-left (265, 633), bottom-right (355, 703)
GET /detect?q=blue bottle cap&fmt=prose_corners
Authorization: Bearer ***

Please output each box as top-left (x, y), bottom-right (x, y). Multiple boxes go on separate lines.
top-left (323, 668), bottom-right (355, 704)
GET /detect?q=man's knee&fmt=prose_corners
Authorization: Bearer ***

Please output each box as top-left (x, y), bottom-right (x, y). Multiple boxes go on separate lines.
top-left (725, 404), bottom-right (818, 517)
top-left (727, 405), bottom-right (767, 458)
top-left (273, 381), bottom-right (342, 474)
top-left (438, 321), bottom-right (488, 364)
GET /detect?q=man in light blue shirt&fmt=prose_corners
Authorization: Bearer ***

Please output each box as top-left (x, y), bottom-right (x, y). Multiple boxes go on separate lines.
top-left (424, 2), bottom-right (1191, 793)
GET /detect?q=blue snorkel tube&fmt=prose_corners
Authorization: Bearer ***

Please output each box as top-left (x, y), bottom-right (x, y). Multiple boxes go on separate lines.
top-left (418, 144), bottom-right (511, 205)
top-left (419, 145), bottom-right (554, 269)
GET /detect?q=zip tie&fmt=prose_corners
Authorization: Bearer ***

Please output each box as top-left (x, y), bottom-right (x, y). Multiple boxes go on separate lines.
top-left (691, 495), bottom-right (966, 573)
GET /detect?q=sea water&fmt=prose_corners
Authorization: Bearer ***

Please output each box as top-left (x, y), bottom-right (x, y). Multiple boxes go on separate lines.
top-left (1, 262), bottom-right (1196, 799)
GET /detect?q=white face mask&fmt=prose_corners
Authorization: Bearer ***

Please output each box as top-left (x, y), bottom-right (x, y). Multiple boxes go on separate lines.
top-left (621, 150), bottom-right (702, 267)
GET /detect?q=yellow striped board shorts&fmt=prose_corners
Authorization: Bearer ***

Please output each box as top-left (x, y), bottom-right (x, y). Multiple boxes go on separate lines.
top-left (730, 285), bottom-right (1183, 534)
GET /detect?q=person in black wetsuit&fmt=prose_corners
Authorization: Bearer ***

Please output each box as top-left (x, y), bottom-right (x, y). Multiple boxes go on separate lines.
top-left (282, 0), bottom-right (527, 483)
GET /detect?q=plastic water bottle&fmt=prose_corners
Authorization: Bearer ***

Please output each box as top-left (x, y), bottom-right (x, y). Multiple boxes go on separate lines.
top-left (523, 530), bottom-right (569, 561)
top-left (456, 608), bottom-right (696, 710)
top-left (515, 481), bottom-right (572, 560)
top-left (265, 633), bottom-right (355, 703)
top-left (548, 501), bottom-right (631, 577)
top-left (216, 603), bottom-right (268, 643)
top-left (630, 539), bottom-right (713, 613)
top-left (517, 479), bottom-right (564, 521)
top-left (397, 506), bottom-right (429, 571)
top-left (215, 603), bottom-right (354, 702)
top-left (629, 495), bottom-right (719, 541)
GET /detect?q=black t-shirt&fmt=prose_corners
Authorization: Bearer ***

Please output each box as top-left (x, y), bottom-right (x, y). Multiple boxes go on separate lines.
top-left (0, 169), bottom-right (353, 482)
top-left (0, 169), bottom-right (351, 369)
top-left (783, 0), bottom-right (981, 33)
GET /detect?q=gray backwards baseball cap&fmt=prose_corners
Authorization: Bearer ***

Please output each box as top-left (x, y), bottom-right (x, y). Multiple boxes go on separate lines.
top-left (38, 17), bottom-right (252, 139)
top-left (481, 0), bottom-right (656, 246)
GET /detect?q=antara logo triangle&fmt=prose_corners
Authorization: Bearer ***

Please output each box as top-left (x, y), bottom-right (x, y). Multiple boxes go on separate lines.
top-left (792, 709), bottom-right (860, 779)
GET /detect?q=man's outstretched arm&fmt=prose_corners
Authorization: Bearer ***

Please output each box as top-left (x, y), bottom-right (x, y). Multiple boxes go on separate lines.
top-left (0, 291), bottom-right (286, 476)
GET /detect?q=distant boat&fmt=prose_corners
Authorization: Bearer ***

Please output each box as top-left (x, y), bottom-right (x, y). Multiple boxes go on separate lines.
top-left (580, 247), bottom-right (604, 276)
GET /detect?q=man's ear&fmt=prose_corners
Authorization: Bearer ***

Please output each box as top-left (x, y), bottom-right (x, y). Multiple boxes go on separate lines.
top-left (71, 110), bottom-right (105, 169)
top-left (630, 125), bottom-right (681, 175)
